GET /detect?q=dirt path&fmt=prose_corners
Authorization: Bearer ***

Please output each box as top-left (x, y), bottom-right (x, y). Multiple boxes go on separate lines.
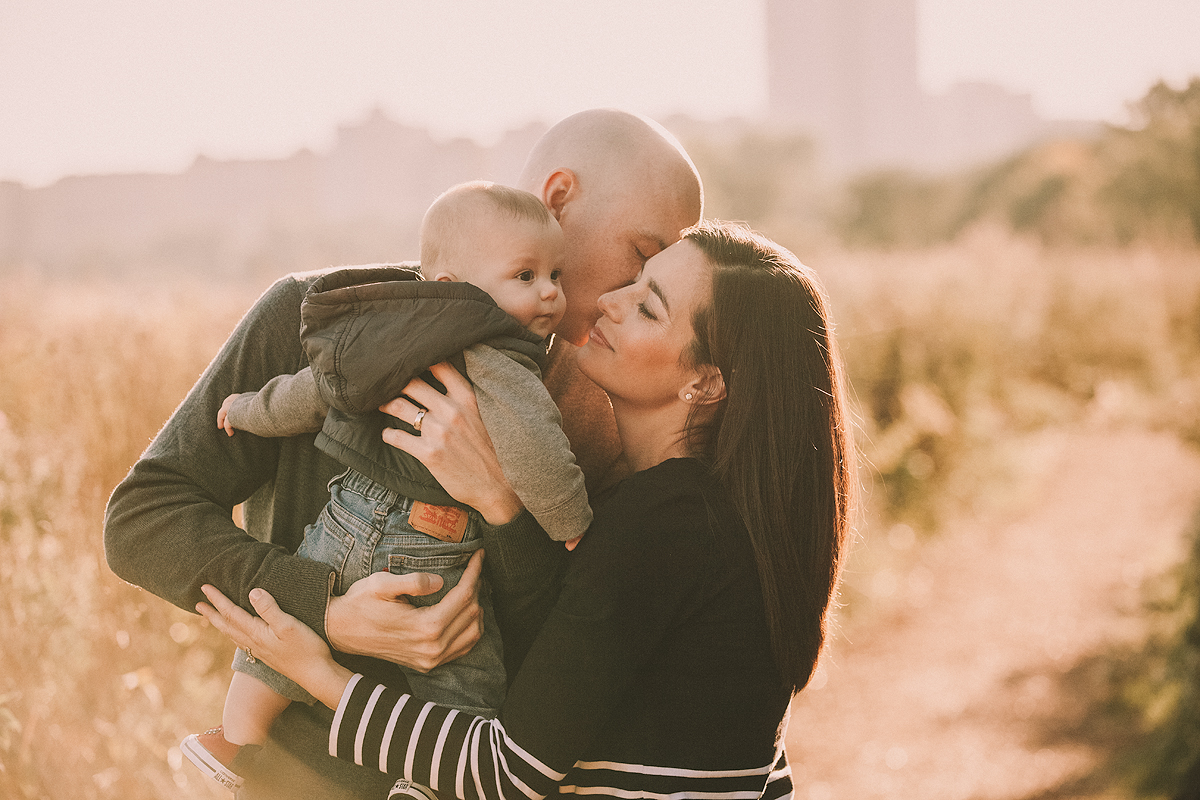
top-left (786, 427), bottom-right (1200, 799)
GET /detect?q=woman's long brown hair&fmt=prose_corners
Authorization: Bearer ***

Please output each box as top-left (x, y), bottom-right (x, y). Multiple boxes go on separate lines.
top-left (683, 220), bottom-right (855, 694)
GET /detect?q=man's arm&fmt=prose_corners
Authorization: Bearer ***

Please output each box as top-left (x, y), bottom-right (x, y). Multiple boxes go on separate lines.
top-left (104, 274), bottom-right (338, 635)
top-left (106, 271), bottom-right (485, 670)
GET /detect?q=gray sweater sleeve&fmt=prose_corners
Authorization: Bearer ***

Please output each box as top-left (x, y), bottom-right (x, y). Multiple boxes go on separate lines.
top-left (227, 367), bottom-right (329, 437)
top-left (103, 273), bottom-right (340, 641)
top-left (464, 344), bottom-right (592, 542)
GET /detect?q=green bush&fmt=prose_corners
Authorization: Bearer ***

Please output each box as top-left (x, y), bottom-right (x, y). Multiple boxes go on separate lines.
top-left (833, 78), bottom-right (1200, 248)
top-left (1107, 504), bottom-right (1200, 796)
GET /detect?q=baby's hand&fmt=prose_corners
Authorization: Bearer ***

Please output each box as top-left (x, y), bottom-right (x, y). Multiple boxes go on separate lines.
top-left (565, 534), bottom-right (584, 551)
top-left (217, 394), bottom-right (242, 436)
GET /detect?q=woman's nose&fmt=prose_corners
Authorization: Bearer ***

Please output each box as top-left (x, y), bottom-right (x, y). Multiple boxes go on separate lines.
top-left (596, 288), bottom-right (622, 320)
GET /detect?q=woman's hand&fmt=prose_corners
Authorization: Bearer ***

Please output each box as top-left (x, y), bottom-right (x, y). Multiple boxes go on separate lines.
top-left (197, 584), bottom-right (353, 710)
top-left (380, 362), bottom-right (523, 524)
top-left (326, 550), bottom-right (485, 673)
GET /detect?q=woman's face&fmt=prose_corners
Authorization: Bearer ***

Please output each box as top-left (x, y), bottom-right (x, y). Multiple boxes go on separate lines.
top-left (576, 239), bottom-right (712, 408)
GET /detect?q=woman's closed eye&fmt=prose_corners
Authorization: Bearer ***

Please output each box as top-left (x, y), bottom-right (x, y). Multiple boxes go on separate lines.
top-left (637, 301), bottom-right (657, 321)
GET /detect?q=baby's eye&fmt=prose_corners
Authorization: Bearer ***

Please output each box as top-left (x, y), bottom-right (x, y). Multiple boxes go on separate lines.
top-left (550, 269), bottom-right (562, 282)
top-left (517, 270), bottom-right (534, 282)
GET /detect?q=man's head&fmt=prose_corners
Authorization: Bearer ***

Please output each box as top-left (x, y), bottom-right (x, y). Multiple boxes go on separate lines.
top-left (420, 181), bottom-right (566, 339)
top-left (517, 109), bottom-right (704, 345)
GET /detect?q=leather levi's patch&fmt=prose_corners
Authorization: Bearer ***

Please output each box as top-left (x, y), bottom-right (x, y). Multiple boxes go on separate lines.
top-left (409, 501), bottom-right (469, 543)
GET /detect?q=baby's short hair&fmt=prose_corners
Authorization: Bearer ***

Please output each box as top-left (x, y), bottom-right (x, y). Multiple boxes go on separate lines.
top-left (420, 181), bottom-right (555, 272)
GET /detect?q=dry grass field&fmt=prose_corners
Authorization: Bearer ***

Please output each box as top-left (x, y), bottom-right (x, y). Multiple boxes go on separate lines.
top-left (1, 233), bottom-right (1198, 798)
top-left (0, 276), bottom-right (261, 799)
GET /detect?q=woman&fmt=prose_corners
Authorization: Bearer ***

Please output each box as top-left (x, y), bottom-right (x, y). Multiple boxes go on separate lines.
top-left (199, 220), bottom-right (855, 799)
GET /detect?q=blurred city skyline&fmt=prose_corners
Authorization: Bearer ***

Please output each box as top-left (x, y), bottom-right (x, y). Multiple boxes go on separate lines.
top-left (2, 0), bottom-right (1200, 186)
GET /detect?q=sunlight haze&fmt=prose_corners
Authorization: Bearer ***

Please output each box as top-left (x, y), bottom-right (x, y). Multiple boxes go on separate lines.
top-left (2, 0), bottom-right (1198, 186)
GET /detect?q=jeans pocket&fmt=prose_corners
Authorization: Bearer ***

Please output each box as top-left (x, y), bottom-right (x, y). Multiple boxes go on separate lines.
top-left (297, 502), bottom-right (361, 595)
top-left (382, 541), bottom-right (480, 607)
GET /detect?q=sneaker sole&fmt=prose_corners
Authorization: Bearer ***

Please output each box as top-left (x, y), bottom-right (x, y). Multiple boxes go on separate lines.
top-left (181, 733), bottom-right (244, 792)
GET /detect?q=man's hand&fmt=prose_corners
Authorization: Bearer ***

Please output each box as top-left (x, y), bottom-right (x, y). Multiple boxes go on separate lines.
top-left (379, 362), bottom-right (523, 524)
top-left (324, 549), bottom-right (485, 673)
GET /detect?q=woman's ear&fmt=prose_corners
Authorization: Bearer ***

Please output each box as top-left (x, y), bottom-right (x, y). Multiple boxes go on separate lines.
top-left (541, 169), bottom-right (578, 221)
top-left (432, 271), bottom-right (458, 283)
top-left (680, 365), bottom-right (726, 405)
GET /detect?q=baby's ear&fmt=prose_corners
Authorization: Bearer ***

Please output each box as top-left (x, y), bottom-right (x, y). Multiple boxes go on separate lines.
top-left (432, 271), bottom-right (458, 283)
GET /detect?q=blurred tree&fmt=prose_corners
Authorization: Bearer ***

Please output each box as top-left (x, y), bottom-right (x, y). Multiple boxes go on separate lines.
top-left (1102, 78), bottom-right (1200, 243)
top-left (681, 123), bottom-right (828, 249)
top-left (835, 170), bottom-right (968, 247)
top-left (831, 78), bottom-right (1200, 248)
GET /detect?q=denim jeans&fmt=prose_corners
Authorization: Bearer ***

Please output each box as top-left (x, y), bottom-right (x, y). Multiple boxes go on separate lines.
top-left (234, 469), bottom-right (506, 718)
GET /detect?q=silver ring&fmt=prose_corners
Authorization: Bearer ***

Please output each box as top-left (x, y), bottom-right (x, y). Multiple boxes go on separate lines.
top-left (245, 649), bottom-right (255, 664)
top-left (413, 409), bottom-right (426, 432)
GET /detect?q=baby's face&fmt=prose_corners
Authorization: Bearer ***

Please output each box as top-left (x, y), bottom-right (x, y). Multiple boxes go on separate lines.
top-left (461, 216), bottom-right (567, 339)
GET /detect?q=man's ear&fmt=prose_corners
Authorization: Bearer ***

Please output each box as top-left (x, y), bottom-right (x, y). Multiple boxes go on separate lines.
top-left (541, 169), bottom-right (578, 220)
top-left (432, 271), bottom-right (457, 283)
top-left (680, 365), bottom-right (726, 405)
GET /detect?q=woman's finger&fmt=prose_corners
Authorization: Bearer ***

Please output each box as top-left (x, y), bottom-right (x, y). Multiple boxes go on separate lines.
top-left (247, 587), bottom-right (286, 624)
top-left (427, 361), bottom-right (474, 399)
top-left (381, 424), bottom-right (421, 456)
top-left (397, 372), bottom-right (455, 415)
top-left (196, 600), bottom-right (252, 651)
top-left (379, 394), bottom-right (422, 423)
top-left (199, 584), bottom-right (266, 641)
top-left (201, 583), bottom-right (251, 622)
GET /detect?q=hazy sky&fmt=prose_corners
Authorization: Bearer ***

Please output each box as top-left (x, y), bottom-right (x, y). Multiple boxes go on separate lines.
top-left (2, 0), bottom-right (1199, 187)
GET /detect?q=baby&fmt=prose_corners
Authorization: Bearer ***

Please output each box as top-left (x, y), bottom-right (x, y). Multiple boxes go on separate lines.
top-left (182, 181), bottom-right (590, 795)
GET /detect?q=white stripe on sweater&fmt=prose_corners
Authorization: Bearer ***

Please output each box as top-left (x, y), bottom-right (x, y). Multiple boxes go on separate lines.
top-left (559, 788), bottom-right (762, 800)
top-left (355, 684), bottom-right (386, 766)
top-left (430, 709), bottom-right (458, 790)
top-left (329, 674), bottom-right (363, 758)
top-left (379, 694), bottom-right (410, 773)
top-left (405, 703), bottom-right (434, 779)
top-left (574, 761), bottom-right (771, 779)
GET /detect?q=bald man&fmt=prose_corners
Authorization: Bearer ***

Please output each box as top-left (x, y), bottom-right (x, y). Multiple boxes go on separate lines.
top-left (104, 109), bottom-right (702, 798)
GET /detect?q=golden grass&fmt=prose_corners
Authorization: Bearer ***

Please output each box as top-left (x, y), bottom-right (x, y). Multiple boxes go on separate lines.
top-left (0, 275), bottom-right (261, 798)
top-left (817, 227), bottom-right (1200, 532)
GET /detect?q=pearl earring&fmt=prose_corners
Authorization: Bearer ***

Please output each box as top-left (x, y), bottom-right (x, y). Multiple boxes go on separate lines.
top-left (685, 393), bottom-right (693, 401)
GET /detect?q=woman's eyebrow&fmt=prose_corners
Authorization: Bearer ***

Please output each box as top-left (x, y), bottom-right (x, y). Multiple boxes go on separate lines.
top-left (648, 278), bottom-right (669, 314)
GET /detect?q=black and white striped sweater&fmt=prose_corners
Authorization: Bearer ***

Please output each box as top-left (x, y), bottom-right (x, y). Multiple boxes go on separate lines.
top-left (328, 458), bottom-right (795, 800)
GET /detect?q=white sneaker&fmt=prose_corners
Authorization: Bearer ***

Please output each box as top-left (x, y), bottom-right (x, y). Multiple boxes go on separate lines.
top-left (388, 778), bottom-right (440, 800)
top-left (180, 727), bottom-right (245, 792)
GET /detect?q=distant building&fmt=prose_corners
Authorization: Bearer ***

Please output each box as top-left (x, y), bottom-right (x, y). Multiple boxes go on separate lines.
top-left (767, 0), bottom-right (1059, 173)
top-left (0, 110), bottom-right (547, 278)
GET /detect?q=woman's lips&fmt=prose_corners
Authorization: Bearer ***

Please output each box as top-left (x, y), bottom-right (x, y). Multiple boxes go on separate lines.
top-left (587, 325), bottom-right (612, 350)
